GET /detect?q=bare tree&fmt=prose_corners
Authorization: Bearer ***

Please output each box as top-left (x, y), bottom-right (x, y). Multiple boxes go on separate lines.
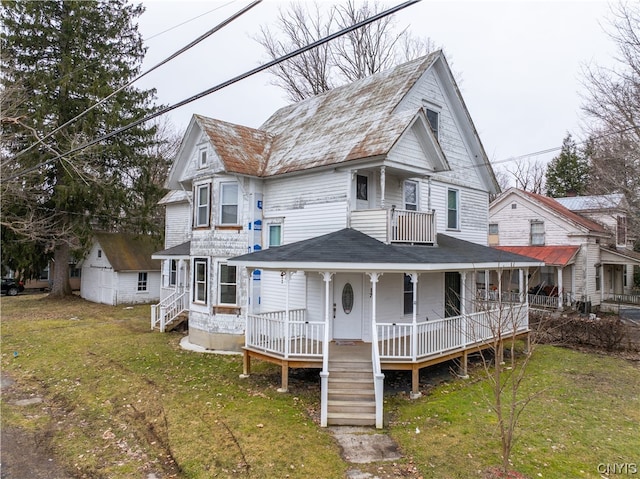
top-left (255, 0), bottom-right (435, 102)
top-left (468, 284), bottom-right (546, 476)
top-left (582, 2), bottom-right (640, 243)
top-left (505, 158), bottom-right (546, 194)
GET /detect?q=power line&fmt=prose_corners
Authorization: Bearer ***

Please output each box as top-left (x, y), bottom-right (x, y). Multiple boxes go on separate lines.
top-left (6, 0), bottom-right (422, 182)
top-left (12, 0), bottom-right (262, 161)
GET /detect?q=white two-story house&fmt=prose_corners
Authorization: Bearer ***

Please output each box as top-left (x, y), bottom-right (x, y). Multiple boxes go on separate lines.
top-left (490, 188), bottom-right (640, 311)
top-left (152, 51), bottom-right (542, 427)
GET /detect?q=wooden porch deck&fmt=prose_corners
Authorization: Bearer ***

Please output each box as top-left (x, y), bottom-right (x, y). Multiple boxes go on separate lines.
top-left (242, 331), bottom-right (530, 396)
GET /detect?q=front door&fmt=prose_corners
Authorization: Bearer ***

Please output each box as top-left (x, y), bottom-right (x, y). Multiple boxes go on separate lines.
top-left (355, 174), bottom-right (372, 210)
top-left (333, 273), bottom-right (363, 340)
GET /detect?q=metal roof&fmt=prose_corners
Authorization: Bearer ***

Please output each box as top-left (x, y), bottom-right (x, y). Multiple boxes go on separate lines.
top-left (554, 193), bottom-right (626, 212)
top-left (229, 228), bottom-right (543, 272)
top-left (94, 233), bottom-right (162, 272)
top-left (493, 245), bottom-right (580, 267)
top-left (193, 52), bottom-right (442, 178)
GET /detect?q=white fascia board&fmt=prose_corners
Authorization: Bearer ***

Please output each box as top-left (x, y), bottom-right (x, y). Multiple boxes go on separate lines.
top-left (229, 260), bottom-right (545, 272)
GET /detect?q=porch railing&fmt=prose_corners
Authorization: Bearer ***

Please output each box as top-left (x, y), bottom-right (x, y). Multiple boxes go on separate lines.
top-left (246, 310), bottom-right (324, 357)
top-left (151, 290), bottom-right (188, 332)
top-left (603, 292), bottom-right (640, 305)
top-left (350, 208), bottom-right (436, 244)
top-left (377, 304), bottom-right (529, 361)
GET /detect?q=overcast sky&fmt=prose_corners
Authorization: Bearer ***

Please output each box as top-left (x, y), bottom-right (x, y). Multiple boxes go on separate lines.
top-left (136, 0), bottom-right (618, 172)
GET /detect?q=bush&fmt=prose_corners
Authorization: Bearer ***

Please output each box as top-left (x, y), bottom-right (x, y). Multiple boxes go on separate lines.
top-left (531, 312), bottom-right (634, 352)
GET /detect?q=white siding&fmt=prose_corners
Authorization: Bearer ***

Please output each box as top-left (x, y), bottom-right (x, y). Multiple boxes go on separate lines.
top-left (115, 272), bottom-right (161, 305)
top-left (397, 69), bottom-right (484, 190)
top-left (259, 270), bottom-right (306, 312)
top-left (165, 201), bottom-right (191, 248)
top-left (80, 241), bottom-right (115, 305)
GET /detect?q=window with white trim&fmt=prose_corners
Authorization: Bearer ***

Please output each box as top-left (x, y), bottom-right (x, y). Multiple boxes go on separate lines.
top-left (199, 147), bottom-right (207, 168)
top-left (195, 184), bottom-right (210, 227)
top-left (425, 108), bottom-right (439, 138)
top-left (530, 220), bottom-right (545, 245)
top-left (447, 189), bottom-right (459, 229)
top-left (617, 215), bottom-right (627, 245)
top-left (137, 272), bottom-right (148, 291)
top-left (194, 258), bottom-right (208, 303)
top-left (403, 274), bottom-right (414, 315)
top-left (220, 183), bottom-right (239, 225)
top-left (169, 259), bottom-right (177, 286)
top-left (404, 180), bottom-right (418, 211)
top-left (268, 224), bottom-right (282, 247)
top-left (218, 263), bottom-right (237, 305)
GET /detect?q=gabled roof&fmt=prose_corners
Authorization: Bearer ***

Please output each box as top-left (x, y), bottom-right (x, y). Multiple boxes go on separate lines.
top-left (554, 193), bottom-right (627, 212)
top-left (229, 228), bottom-right (543, 272)
top-left (494, 245), bottom-right (580, 267)
top-left (94, 233), bottom-right (161, 272)
top-left (494, 188), bottom-right (607, 234)
top-left (259, 53), bottom-right (441, 175)
top-left (194, 115), bottom-right (272, 176)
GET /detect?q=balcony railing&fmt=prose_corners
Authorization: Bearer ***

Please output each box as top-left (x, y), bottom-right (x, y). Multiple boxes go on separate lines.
top-left (350, 208), bottom-right (436, 244)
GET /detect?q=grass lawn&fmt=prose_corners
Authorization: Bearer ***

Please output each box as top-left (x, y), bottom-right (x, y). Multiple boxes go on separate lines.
top-left (2, 294), bottom-right (639, 478)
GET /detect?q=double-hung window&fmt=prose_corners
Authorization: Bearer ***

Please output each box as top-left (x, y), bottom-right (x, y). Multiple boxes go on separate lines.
top-left (199, 147), bottom-right (207, 168)
top-left (425, 108), bottom-right (439, 138)
top-left (220, 183), bottom-right (239, 225)
top-left (137, 272), bottom-right (148, 291)
top-left (404, 181), bottom-right (418, 211)
top-left (169, 259), bottom-right (177, 286)
top-left (403, 274), bottom-right (414, 315)
top-left (219, 263), bottom-right (237, 305)
top-left (195, 184), bottom-right (210, 227)
top-left (194, 259), bottom-right (208, 303)
top-left (447, 189), bottom-right (459, 229)
top-left (530, 220), bottom-right (545, 245)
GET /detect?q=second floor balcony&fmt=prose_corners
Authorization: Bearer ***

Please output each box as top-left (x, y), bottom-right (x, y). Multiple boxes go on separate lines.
top-left (350, 208), bottom-right (437, 245)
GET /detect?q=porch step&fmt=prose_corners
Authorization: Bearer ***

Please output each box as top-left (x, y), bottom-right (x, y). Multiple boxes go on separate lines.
top-left (164, 313), bottom-right (188, 332)
top-left (326, 357), bottom-right (376, 426)
top-left (326, 411), bottom-right (377, 426)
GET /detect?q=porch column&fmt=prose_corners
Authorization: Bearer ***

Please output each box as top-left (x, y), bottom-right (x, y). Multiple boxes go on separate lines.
top-left (519, 268), bottom-right (525, 303)
top-left (368, 272), bottom-right (387, 424)
top-left (409, 273), bottom-right (419, 362)
top-left (498, 270), bottom-right (503, 303)
top-left (284, 271), bottom-right (292, 360)
top-left (319, 272), bottom-right (334, 428)
top-left (524, 268), bottom-right (530, 305)
top-left (459, 272), bottom-right (469, 379)
top-left (557, 266), bottom-right (563, 309)
top-left (380, 166), bottom-right (386, 209)
top-left (484, 269), bottom-right (490, 300)
top-left (245, 268), bottom-right (253, 341)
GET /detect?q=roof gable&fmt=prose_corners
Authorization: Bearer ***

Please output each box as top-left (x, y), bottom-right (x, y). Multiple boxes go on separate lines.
top-left (492, 188), bottom-right (607, 234)
top-left (94, 233), bottom-right (162, 272)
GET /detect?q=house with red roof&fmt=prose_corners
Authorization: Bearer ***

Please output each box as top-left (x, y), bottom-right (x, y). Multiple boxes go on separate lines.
top-left (489, 188), bottom-right (640, 311)
top-left (151, 52), bottom-right (544, 428)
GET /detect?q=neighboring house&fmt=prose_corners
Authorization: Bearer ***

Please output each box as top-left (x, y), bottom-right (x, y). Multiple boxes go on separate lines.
top-left (81, 232), bottom-right (161, 305)
top-left (153, 51), bottom-right (543, 427)
top-left (489, 188), bottom-right (640, 310)
top-left (13, 262), bottom-right (82, 291)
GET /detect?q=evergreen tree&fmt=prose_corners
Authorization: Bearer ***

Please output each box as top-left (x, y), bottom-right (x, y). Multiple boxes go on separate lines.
top-left (1, 0), bottom-right (167, 296)
top-left (544, 134), bottom-right (590, 198)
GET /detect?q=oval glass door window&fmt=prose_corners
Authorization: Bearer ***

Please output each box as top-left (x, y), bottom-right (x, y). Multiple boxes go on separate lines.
top-left (342, 283), bottom-right (354, 314)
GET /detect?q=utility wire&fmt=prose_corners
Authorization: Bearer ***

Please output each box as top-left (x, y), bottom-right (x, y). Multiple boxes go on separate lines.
top-left (12, 0), bottom-right (262, 161)
top-left (6, 0), bottom-right (421, 181)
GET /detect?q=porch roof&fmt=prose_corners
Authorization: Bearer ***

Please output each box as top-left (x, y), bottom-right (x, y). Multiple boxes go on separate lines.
top-left (229, 228), bottom-right (544, 272)
top-left (493, 245), bottom-right (579, 267)
top-left (152, 241), bottom-right (191, 260)
top-left (599, 246), bottom-right (640, 265)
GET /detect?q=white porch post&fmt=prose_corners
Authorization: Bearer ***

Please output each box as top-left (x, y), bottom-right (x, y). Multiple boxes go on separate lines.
top-left (380, 166), bottom-right (386, 209)
top-left (519, 268), bottom-right (524, 303)
top-left (485, 269), bottom-right (490, 299)
top-left (410, 273), bottom-right (418, 361)
top-left (319, 272), bottom-right (333, 428)
top-left (498, 270), bottom-right (503, 303)
top-left (367, 272), bottom-right (385, 426)
top-left (600, 265), bottom-right (605, 304)
top-left (525, 268), bottom-right (530, 305)
top-left (284, 271), bottom-right (292, 359)
top-left (557, 266), bottom-right (564, 309)
top-left (245, 268), bottom-right (253, 346)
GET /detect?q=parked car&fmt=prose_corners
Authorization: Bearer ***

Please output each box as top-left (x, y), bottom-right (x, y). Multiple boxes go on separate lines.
top-left (2, 278), bottom-right (25, 296)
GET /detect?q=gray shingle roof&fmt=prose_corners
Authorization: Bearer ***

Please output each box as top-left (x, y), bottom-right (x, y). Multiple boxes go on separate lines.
top-left (230, 228), bottom-right (542, 270)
